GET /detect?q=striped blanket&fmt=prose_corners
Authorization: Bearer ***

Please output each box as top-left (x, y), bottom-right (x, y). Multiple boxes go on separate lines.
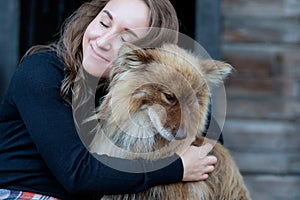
top-left (0, 189), bottom-right (60, 200)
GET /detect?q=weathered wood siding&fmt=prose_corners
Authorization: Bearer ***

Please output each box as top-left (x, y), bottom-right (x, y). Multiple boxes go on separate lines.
top-left (221, 0), bottom-right (300, 199)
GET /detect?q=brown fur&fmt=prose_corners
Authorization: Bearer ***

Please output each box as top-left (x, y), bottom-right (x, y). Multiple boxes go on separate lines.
top-left (90, 43), bottom-right (251, 199)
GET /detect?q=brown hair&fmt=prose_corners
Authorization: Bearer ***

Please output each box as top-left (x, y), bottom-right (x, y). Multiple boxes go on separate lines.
top-left (24, 0), bottom-right (179, 103)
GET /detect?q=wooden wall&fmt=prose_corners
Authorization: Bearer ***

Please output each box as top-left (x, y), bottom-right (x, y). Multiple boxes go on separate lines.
top-left (220, 0), bottom-right (300, 199)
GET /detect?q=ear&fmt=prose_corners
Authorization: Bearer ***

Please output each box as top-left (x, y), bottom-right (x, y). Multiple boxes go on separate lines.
top-left (200, 60), bottom-right (234, 86)
top-left (118, 42), bottom-right (140, 57)
top-left (117, 43), bottom-right (155, 68)
top-left (110, 43), bottom-right (154, 80)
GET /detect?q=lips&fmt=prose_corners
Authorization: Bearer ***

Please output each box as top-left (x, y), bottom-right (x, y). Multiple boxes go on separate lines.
top-left (90, 44), bottom-right (110, 63)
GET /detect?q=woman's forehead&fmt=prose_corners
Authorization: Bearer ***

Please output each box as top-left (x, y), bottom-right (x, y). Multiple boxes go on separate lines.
top-left (97, 0), bottom-right (150, 38)
top-left (102, 0), bottom-right (150, 27)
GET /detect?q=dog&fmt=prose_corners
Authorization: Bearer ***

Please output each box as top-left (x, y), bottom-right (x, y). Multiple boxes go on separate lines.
top-left (89, 43), bottom-right (252, 200)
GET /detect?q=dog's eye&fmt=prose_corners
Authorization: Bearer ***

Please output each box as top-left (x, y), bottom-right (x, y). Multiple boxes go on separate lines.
top-left (162, 92), bottom-right (176, 104)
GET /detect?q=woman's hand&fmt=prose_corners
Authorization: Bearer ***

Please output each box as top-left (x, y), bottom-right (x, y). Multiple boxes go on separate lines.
top-left (178, 143), bottom-right (217, 181)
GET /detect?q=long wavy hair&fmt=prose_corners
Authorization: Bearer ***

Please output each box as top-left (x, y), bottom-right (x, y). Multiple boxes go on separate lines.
top-left (23, 0), bottom-right (179, 104)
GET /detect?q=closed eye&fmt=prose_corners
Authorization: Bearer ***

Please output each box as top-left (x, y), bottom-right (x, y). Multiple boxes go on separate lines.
top-left (100, 10), bottom-right (112, 28)
top-left (100, 21), bottom-right (109, 28)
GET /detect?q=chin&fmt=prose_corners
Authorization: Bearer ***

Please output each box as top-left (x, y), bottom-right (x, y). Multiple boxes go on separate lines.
top-left (83, 62), bottom-right (110, 78)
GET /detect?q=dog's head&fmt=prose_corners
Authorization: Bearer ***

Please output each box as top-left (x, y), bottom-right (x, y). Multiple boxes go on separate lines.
top-left (99, 43), bottom-right (232, 149)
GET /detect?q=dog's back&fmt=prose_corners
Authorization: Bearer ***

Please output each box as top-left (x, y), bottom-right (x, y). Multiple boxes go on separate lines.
top-left (100, 138), bottom-right (251, 200)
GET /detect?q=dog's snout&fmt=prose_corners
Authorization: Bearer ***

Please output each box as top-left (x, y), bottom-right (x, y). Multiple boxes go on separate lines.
top-left (174, 129), bottom-right (187, 140)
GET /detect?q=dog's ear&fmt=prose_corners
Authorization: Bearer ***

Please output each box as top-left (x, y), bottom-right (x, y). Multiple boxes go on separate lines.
top-left (200, 60), bottom-right (233, 86)
top-left (110, 43), bottom-right (155, 81)
top-left (117, 43), bottom-right (154, 68)
top-left (118, 42), bottom-right (140, 57)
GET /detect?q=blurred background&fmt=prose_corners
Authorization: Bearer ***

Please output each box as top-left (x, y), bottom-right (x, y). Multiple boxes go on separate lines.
top-left (0, 0), bottom-right (299, 199)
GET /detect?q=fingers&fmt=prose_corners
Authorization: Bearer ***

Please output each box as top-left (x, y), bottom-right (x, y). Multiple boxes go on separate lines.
top-left (180, 143), bottom-right (217, 182)
top-left (203, 164), bottom-right (215, 173)
top-left (198, 174), bottom-right (209, 181)
top-left (205, 155), bottom-right (217, 165)
top-left (197, 157), bottom-right (216, 176)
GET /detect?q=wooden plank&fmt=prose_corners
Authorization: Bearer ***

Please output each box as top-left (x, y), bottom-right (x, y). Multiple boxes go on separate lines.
top-left (231, 151), bottom-right (300, 174)
top-left (244, 175), bottom-right (300, 200)
top-left (222, 0), bottom-right (300, 18)
top-left (225, 98), bottom-right (299, 119)
top-left (225, 79), bottom-right (275, 97)
top-left (223, 119), bottom-right (300, 152)
top-left (277, 50), bottom-right (300, 77)
top-left (222, 18), bottom-right (300, 44)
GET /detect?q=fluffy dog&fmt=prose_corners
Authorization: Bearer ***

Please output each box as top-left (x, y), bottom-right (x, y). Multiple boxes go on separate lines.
top-left (89, 43), bottom-right (251, 200)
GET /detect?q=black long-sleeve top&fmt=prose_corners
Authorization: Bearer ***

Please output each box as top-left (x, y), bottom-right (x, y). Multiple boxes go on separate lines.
top-left (0, 51), bottom-right (184, 199)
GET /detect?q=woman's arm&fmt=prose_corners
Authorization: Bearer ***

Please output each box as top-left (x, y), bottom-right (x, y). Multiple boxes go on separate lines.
top-left (10, 52), bottom-right (183, 195)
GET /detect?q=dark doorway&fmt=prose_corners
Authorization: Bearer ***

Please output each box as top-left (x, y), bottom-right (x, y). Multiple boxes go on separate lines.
top-left (19, 0), bottom-right (84, 56)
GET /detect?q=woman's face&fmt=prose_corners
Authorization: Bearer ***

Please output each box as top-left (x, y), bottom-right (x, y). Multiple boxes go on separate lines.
top-left (82, 0), bottom-right (150, 78)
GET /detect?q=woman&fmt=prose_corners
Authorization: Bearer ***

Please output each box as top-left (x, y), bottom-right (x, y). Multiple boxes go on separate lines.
top-left (0, 0), bottom-right (217, 199)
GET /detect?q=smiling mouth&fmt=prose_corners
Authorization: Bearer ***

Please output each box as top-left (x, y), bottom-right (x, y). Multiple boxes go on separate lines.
top-left (90, 45), bottom-right (110, 62)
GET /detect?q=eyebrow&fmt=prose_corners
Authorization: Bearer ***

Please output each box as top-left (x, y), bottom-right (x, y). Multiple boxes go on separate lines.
top-left (103, 10), bottom-right (113, 20)
top-left (103, 10), bottom-right (139, 38)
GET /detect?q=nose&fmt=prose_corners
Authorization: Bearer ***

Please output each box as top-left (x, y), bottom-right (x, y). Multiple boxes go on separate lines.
top-left (174, 129), bottom-right (187, 140)
top-left (95, 32), bottom-right (114, 51)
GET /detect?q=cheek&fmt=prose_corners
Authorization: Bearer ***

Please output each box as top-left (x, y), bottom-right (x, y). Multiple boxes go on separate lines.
top-left (82, 24), bottom-right (111, 78)
top-left (82, 26), bottom-right (91, 60)
top-left (82, 18), bottom-right (101, 55)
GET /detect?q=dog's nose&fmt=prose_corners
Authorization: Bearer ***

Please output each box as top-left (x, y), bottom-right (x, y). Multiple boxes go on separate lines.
top-left (174, 129), bottom-right (187, 140)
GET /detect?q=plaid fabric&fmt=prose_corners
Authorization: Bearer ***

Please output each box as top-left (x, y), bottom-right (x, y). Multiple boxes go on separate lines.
top-left (0, 189), bottom-right (60, 200)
